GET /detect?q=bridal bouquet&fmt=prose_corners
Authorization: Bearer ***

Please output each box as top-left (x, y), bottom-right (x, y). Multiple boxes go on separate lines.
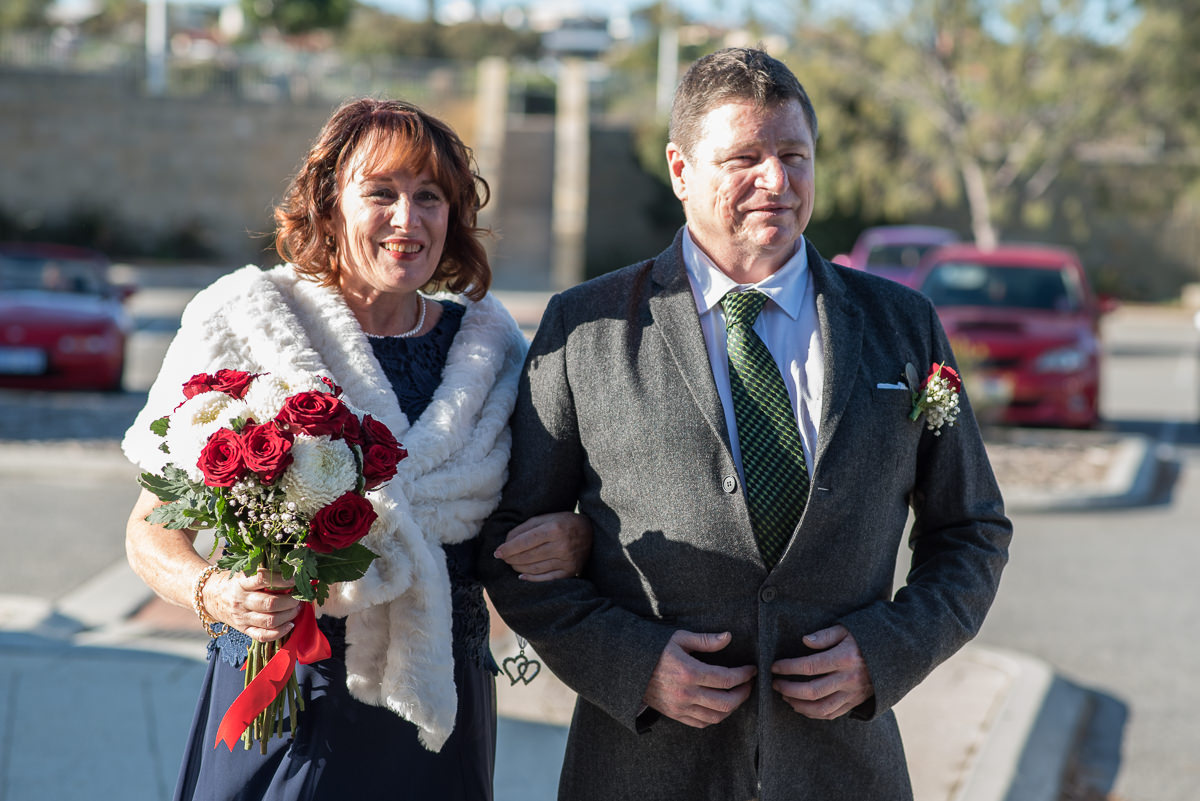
top-left (137, 368), bottom-right (407, 752)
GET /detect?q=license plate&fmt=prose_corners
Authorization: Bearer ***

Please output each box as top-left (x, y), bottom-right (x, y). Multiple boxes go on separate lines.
top-left (0, 346), bottom-right (47, 375)
top-left (975, 373), bottom-right (1014, 405)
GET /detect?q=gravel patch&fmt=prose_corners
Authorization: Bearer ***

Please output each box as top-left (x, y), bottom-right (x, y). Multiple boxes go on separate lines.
top-left (985, 430), bottom-right (1123, 493)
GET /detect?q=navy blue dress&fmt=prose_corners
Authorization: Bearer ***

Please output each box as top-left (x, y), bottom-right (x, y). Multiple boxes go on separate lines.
top-left (174, 301), bottom-right (498, 801)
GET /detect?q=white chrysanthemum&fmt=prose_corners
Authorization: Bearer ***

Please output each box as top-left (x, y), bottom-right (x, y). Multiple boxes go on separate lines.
top-left (278, 434), bottom-right (359, 516)
top-left (243, 373), bottom-right (326, 422)
top-left (166, 393), bottom-right (251, 481)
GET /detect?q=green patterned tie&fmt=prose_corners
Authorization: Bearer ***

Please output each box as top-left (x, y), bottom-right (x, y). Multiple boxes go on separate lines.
top-left (721, 290), bottom-right (810, 569)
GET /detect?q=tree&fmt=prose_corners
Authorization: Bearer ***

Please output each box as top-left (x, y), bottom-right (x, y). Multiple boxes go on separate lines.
top-left (337, 10), bottom-right (538, 60)
top-left (240, 0), bottom-right (352, 35)
top-left (0, 0), bottom-right (53, 31)
top-left (792, 0), bottom-right (1129, 249)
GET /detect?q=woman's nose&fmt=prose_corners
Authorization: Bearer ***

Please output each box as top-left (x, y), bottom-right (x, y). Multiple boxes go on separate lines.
top-left (390, 196), bottom-right (416, 227)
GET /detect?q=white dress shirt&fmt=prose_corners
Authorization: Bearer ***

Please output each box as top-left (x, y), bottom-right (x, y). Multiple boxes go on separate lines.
top-left (681, 229), bottom-right (825, 478)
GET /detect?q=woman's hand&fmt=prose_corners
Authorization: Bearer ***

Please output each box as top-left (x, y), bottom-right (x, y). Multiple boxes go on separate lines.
top-left (493, 512), bottom-right (593, 582)
top-left (204, 568), bottom-right (301, 643)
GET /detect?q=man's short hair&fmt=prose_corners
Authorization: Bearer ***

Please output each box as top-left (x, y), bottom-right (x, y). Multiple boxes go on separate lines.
top-left (669, 47), bottom-right (818, 159)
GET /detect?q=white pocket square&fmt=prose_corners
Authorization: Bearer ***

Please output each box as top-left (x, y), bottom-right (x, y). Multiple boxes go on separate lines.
top-left (875, 382), bottom-right (908, 390)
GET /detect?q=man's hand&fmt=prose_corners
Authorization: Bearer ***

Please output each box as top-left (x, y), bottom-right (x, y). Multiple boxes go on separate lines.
top-left (493, 512), bottom-right (593, 581)
top-left (771, 625), bottom-right (874, 720)
top-left (643, 630), bottom-right (756, 728)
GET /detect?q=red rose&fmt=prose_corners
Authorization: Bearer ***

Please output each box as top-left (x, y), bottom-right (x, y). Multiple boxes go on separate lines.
top-left (923, 363), bottom-right (962, 394)
top-left (181, 369), bottom-right (259, 400)
top-left (198, 428), bottom-right (247, 487)
top-left (181, 373), bottom-right (215, 399)
top-left (275, 391), bottom-right (356, 438)
top-left (360, 415), bottom-right (407, 490)
top-left (320, 376), bottom-right (343, 397)
top-left (210, 369), bottom-right (259, 399)
top-left (341, 412), bottom-right (364, 447)
top-left (241, 421), bottom-right (295, 484)
top-left (307, 492), bottom-right (377, 553)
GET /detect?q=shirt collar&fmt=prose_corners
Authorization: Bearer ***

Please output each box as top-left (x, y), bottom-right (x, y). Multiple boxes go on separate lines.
top-left (682, 228), bottom-right (810, 322)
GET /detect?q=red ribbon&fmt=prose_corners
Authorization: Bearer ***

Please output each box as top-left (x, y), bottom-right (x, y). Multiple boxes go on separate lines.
top-left (214, 602), bottom-right (331, 750)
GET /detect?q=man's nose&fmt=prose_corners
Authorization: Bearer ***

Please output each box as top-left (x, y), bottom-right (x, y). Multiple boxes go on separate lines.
top-left (755, 156), bottom-right (789, 193)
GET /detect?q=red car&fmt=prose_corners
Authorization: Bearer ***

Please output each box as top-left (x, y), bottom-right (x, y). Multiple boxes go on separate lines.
top-left (912, 243), bottom-right (1113, 428)
top-left (0, 243), bottom-right (134, 391)
top-left (832, 225), bottom-right (960, 286)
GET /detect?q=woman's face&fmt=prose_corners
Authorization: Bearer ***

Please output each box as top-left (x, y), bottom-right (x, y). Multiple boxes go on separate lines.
top-left (330, 147), bottom-right (450, 301)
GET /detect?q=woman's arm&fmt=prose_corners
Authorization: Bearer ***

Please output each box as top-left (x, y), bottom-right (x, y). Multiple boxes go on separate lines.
top-left (126, 487), bottom-right (300, 642)
top-left (492, 512), bottom-right (593, 582)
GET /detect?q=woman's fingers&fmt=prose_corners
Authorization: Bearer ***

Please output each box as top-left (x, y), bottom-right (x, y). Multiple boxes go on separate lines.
top-left (208, 569), bottom-right (302, 642)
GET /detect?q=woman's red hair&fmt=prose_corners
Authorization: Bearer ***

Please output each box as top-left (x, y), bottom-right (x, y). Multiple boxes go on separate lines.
top-left (274, 98), bottom-right (491, 300)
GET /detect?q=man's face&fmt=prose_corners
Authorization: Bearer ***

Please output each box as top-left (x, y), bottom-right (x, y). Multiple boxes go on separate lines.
top-left (667, 99), bottom-right (815, 279)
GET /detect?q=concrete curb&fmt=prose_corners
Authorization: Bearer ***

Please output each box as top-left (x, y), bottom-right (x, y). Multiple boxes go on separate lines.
top-left (948, 648), bottom-right (1089, 801)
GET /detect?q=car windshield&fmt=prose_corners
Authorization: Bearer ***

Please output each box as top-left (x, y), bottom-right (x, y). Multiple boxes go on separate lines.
top-left (920, 262), bottom-right (1083, 312)
top-left (0, 254), bottom-right (108, 296)
top-left (866, 243), bottom-right (940, 269)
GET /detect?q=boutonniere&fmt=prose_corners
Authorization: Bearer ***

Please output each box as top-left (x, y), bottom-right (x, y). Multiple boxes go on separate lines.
top-left (904, 362), bottom-right (962, 435)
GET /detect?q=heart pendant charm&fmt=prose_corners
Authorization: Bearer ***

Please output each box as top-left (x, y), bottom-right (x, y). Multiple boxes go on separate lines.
top-left (502, 652), bottom-right (542, 686)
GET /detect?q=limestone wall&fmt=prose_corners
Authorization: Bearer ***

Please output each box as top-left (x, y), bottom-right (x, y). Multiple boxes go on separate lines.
top-left (1, 66), bottom-right (678, 288)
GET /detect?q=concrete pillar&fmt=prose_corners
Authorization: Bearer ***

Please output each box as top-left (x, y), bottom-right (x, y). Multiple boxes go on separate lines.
top-left (474, 57), bottom-right (509, 243)
top-left (145, 0), bottom-right (167, 96)
top-left (656, 25), bottom-right (679, 118)
top-left (553, 58), bottom-right (589, 291)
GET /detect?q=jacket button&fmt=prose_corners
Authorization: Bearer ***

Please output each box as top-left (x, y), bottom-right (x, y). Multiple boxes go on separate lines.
top-left (760, 586), bottom-right (778, 603)
top-left (722, 475), bottom-right (738, 493)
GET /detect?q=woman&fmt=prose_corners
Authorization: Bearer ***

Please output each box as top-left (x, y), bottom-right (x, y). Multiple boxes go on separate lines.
top-left (123, 98), bottom-right (589, 800)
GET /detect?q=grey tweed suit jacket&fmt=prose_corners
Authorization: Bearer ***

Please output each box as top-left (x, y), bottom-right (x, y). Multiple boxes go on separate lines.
top-left (478, 230), bottom-right (1011, 801)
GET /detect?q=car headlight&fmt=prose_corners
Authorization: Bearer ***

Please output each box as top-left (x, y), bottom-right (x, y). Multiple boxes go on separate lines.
top-left (1034, 345), bottom-right (1090, 373)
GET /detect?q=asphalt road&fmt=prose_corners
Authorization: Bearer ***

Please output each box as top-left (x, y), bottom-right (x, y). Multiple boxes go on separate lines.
top-left (2, 273), bottom-right (1199, 800)
top-left (975, 305), bottom-right (1200, 801)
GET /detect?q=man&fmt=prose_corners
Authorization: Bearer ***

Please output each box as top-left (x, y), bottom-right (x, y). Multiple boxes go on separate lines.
top-left (479, 47), bottom-right (1011, 800)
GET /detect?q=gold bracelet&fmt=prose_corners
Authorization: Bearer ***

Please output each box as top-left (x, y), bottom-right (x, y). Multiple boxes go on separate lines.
top-left (192, 564), bottom-right (222, 638)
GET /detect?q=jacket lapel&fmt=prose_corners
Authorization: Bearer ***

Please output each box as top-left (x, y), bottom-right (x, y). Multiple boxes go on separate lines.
top-left (808, 243), bottom-right (864, 476)
top-left (647, 235), bottom-right (735, 457)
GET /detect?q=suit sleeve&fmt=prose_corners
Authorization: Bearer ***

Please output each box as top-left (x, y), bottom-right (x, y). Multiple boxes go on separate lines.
top-left (477, 294), bottom-right (676, 732)
top-left (839, 299), bottom-right (1012, 718)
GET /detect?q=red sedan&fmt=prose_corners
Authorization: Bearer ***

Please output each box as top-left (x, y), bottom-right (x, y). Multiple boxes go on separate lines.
top-left (912, 243), bottom-right (1112, 428)
top-left (0, 243), bottom-right (133, 391)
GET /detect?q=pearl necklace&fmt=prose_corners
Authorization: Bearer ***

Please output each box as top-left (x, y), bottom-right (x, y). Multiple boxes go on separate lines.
top-left (395, 295), bottom-right (427, 338)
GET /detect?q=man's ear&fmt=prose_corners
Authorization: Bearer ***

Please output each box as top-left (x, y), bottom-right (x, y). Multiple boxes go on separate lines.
top-left (665, 142), bottom-right (688, 202)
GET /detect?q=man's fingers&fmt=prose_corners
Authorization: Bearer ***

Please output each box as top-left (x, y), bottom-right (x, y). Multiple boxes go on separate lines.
top-left (773, 673), bottom-right (839, 702)
top-left (674, 629), bottom-right (734, 654)
top-left (504, 552), bottom-right (568, 572)
top-left (644, 631), bottom-right (757, 726)
top-left (673, 631), bottom-right (756, 689)
top-left (656, 676), bottom-right (754, 727)
top-left (774, 627), bottom-right (861, 677)
top-left (518, 568), bottom-right (573, 582)
top-left (802, 623), bottom-right (848, 650)
top-left (496, 524), bottom-right (555, 558)
top-left (780, 692), bottom-right (855, 720)
top-left (772, 628), bottom-right (874, 720)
